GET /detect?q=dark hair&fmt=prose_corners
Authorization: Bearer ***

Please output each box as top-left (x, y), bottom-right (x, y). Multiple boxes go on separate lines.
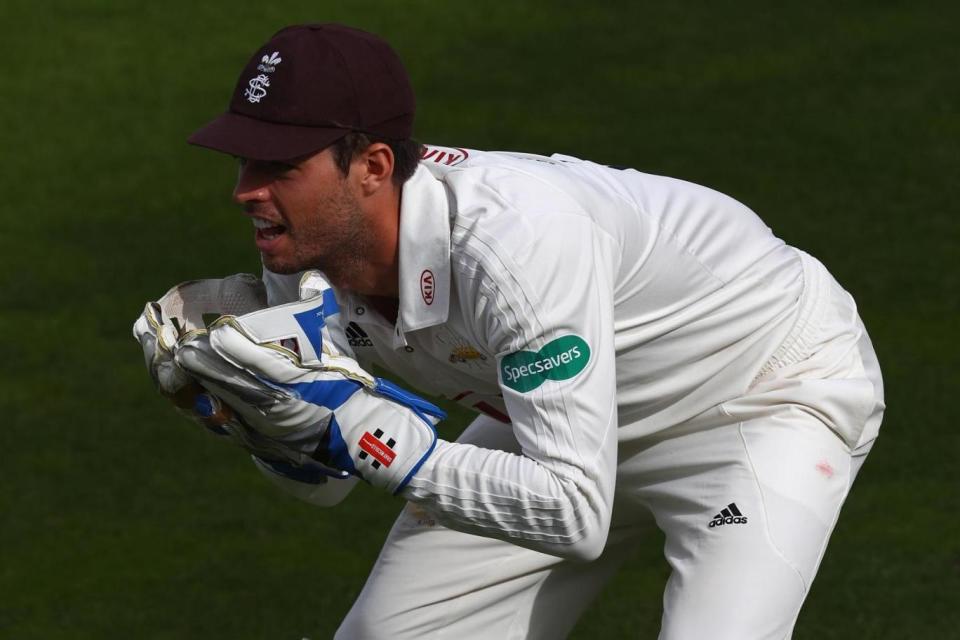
top-left (331, 132), bottom-right (423, 185)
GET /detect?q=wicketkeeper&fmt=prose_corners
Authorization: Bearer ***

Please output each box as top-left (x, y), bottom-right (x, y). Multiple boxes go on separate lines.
top-left (134, 24), bottom-right (885, 639)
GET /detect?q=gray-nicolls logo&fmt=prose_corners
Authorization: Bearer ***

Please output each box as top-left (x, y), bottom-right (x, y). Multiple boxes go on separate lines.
top-left (245, 51), bottom-right (282, 104)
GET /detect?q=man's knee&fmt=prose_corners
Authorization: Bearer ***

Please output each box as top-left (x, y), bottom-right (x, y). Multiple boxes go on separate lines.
top-left (660, 566), bottom-right (806, 640)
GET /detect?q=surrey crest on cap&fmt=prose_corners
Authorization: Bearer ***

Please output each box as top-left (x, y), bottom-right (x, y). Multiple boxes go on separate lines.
top-left (188, 24), bottom-right (415, 162)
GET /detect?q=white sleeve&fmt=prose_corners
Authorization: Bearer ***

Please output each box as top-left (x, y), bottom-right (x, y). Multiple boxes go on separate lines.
top-left (401, 214), bottom-right (619, 561)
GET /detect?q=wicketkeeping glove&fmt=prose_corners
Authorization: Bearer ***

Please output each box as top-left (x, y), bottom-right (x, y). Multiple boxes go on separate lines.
top-left (174, 271), bottom-right (446, 495)
top-left (131, 274), bottom-right (329, 465)
top-left (132, 274), bottom-right (267, 432)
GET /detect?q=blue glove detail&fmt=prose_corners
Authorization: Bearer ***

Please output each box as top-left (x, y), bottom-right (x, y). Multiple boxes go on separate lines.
top-left (289, 290), bottom-right (341, 356)
top-left (375, 378), bottom-right (447, 422)
top-left (292, 303), bottom-right (326, 358)
top-left (281, 378), bottom-right (365, 411)
top-left (176, 270), bottom-right (445, 495)
top-left (322, 288), bottom-right (340, 317)
top-left (324, 415), bottom-right (359, 477)
top-left (193, 393), bottom-right (230, 436)
top-left (256, 457), bottom-right (350, 483)
top-left (276, 376), bottom-right (444, 426)
top-left (266, 378), bottom-right (439, 492)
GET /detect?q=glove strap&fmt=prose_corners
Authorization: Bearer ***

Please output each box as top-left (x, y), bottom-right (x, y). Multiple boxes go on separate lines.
top-left (374, 378), bottom-right (446, 422)
top-left (254, 457), bottom-right (351, 483)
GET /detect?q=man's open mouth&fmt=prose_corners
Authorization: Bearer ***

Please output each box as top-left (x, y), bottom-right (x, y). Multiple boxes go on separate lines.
top-left (253, 217), bottom-right (287, 241)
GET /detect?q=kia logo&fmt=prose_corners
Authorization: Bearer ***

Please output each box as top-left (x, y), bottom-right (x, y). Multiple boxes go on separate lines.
top-left (420, 270), bottom-right (435, 305)
top-left (421, 146), bottom-right (469, 167)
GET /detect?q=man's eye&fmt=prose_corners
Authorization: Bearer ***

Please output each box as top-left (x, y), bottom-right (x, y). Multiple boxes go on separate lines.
top-left (234, 157), bottom-right (293, 173)
top-left (259, 160), bottom-right (295, 174)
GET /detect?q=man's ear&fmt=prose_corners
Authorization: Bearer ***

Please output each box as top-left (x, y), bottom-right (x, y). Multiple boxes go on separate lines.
top-left (356, 142), bottom-right (395, 195)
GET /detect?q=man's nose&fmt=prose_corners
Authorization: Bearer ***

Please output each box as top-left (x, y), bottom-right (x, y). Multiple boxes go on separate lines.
top-left (233, 162), bottom-right (271, 206)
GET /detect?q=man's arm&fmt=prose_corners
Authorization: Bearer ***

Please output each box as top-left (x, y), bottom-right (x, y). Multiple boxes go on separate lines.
top-left (401, 213), bottom-right (620, 561)
top-left (174, 218), bottom-right (620, 559)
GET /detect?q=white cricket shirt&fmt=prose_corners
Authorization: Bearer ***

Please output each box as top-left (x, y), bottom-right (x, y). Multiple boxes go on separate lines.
top-left (264, 145), bottom-right (804, 559)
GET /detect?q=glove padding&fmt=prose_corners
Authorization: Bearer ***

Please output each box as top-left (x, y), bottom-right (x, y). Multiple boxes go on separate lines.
top-left (132, 274), bottom-right (268, 431)
top-left (175, 271), bottom-right (445, 494)
top-left (131, 274), bottom-right (333, 469)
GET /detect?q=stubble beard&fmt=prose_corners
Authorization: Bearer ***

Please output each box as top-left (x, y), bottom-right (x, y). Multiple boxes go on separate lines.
top-left (263, 183), bottom-right (372, 291)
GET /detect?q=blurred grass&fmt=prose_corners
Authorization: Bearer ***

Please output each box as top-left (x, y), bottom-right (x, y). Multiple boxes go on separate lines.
top-left (1, 1), bottom-right (956, 638)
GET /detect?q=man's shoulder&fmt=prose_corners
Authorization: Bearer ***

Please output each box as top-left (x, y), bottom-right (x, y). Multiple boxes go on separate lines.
top-left (420, 145), bottom-right (624, 259)
top-left (417, 150), bottom-right (619, 311)
top-left (419, 144), bottom-right (609, 228)
top-left (419, 143), bottom-right (569, 174)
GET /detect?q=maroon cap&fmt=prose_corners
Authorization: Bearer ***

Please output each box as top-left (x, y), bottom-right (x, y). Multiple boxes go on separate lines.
top-left (188, 24), bottom-right (415, 161)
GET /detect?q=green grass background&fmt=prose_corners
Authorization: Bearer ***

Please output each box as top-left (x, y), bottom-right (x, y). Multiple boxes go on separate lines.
top-left (2, 1), bottom-right (957, 638)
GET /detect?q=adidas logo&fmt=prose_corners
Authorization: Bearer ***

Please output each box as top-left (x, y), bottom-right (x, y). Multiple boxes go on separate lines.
top-left (346, 322), bottom-right (373, 347)
top-left (708, 503), bottom-right (748, 528)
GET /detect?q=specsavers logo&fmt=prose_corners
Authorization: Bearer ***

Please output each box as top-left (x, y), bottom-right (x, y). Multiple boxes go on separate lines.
top-left (500, 335), bottom-right (591, 392)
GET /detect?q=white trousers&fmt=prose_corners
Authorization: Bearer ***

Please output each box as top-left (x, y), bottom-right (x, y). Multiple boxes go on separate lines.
top-left (337, 259), bottom-right (885, 640)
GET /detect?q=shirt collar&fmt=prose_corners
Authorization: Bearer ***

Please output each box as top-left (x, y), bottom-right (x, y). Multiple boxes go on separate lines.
top-left (395, 164), bottom-right (452, 337)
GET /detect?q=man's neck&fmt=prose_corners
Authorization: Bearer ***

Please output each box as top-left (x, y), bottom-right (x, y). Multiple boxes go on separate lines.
top-left (356, 179), bottom-right (402, 298)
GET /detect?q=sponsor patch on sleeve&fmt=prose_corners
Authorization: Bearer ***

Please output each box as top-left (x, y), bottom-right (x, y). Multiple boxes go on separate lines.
top-left (499, 335), bottom-right (591, 392)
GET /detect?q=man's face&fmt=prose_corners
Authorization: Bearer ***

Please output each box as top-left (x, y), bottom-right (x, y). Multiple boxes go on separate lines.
top-left (233, 147), bottom-right (371, 287)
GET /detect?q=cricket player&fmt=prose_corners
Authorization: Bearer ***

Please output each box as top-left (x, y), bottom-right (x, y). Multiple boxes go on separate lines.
top-left (134, 24), bottom-right (885, 639)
